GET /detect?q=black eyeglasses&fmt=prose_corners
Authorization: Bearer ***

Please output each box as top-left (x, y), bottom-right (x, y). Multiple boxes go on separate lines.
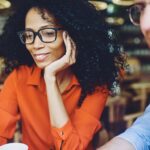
top-left (128, 2), bottom-right (149, 26)
top-left (17, 27), bottom-right (63, 44)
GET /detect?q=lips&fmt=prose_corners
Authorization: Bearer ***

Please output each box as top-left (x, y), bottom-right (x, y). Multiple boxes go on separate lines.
top-left (33, 53), bottom-right (50, 62)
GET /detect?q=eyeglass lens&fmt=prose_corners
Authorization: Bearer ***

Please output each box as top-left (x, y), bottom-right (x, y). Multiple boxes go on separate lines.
top-left (20, 28), bottom-right (57, 44)
top-left (129, 4), bottom-right (144, 26)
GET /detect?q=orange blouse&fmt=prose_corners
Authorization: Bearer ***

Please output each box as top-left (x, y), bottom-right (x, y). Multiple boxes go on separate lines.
top-left (0, 66), bottom-right (108, 150)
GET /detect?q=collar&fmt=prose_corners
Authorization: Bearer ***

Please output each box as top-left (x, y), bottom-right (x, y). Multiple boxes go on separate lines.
top-left (63, 73), bottom-right (80, 94)
top-left (27, 66), bottom-right (80, 93)
top-left (27, 66), bottom-right (42, 86)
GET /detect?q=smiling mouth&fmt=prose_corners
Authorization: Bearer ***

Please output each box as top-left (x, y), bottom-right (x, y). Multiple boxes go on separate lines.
top-left (33, 53), bottom-right (50, 62)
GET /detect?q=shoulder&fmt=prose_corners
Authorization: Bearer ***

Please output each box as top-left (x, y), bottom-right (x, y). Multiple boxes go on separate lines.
top-left (2, 65), bottom-right (34, 90)
top-left (12, 65), bottom-right (33, 76)
top-left (6, 65), bottom-right (34, 83)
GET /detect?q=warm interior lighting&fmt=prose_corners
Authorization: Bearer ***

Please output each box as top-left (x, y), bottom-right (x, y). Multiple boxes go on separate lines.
top-left (112, 0), bottom-right (134, 6)
top-left (0, 0), bottom-right (11, 10)
top-left (105, 17), bottom-right (125, 25)
top-left (89, 1), bottom-right (108, 10)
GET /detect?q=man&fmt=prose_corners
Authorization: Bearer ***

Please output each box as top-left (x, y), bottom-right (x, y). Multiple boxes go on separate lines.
top-left (98, 0), bottom-right (150, 150)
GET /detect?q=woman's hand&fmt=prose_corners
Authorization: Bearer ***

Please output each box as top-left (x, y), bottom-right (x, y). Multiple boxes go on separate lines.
top-left (43, 32), bottom-right (75, 127)
top-left (44, 31), bottom-right (76, 79)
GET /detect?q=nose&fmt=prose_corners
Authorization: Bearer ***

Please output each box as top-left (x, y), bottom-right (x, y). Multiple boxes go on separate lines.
top-left (33, 35), bottom-right (44, 49)
top-left (140, 4), bottom-right (150, 34)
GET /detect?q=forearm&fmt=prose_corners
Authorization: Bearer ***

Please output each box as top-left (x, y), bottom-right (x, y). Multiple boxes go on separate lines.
top-left (45, 76), bottom-right (69, 128)
top-left (49, 85), bottom-right (107, 149)
top-left (98, 137), bottom-right (135, 150)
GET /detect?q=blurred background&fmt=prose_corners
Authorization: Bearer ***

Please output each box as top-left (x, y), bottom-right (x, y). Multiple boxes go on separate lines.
top-left (0, 0), bottom-right (150, 148)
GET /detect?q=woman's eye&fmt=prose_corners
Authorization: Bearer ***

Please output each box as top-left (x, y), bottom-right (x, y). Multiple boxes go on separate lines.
top-left (25, 33), bottom-right (33, 39)
top-left (42, 30), bottom-right (55, 37)
top-left (26, 35), bottom-right (32, 39)
top-left (46, 32), bottom-right (55, 36)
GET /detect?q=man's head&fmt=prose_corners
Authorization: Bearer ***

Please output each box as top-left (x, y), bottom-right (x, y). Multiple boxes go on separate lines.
top-left (129, 0), bottom-right (150, 47)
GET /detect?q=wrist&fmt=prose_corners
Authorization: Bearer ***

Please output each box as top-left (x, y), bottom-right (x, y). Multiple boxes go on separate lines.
top-left (44, 74), bottom-right (57, 83)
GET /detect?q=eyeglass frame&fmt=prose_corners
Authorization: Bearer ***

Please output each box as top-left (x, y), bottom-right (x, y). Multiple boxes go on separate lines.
top-left (17, 27), bottom-right (63, 44)
top-left (128, 2), bottom-right (150, 26)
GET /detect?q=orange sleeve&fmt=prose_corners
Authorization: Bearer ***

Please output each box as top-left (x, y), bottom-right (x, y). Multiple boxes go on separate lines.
top-left (51, 86), bottom-right (108, 150)
top-left (0, 137), bottom-right (7, 144)
top-left (0, 70), bottom-right (20, 144)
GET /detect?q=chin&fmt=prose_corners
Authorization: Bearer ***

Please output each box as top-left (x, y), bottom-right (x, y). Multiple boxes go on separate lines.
top-left (35, 63), bottom-right (47, 69)
top-left (35, 60), bottom-right (54, 69)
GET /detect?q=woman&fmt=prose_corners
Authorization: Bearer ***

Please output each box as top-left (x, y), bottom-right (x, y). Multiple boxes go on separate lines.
top-left (0, 0), bottom-right (126, 149)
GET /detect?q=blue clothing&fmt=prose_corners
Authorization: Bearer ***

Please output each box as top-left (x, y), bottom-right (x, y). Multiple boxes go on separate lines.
top-left (118, 104), bottom-right (150, 150)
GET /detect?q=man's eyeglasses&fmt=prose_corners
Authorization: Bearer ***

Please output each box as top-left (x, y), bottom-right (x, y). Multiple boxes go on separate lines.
top-left (17, 27), bottom-right (63, 44)
top-left (128, 3), bottom-right (146, 26)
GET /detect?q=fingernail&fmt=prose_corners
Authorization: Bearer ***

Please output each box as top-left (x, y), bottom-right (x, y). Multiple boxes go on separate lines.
top-left (64, 31), bottom-right (67, 37)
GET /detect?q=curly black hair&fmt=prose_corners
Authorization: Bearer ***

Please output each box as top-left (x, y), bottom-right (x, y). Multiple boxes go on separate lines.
top-left (0, 0), bottom-right (127, 105)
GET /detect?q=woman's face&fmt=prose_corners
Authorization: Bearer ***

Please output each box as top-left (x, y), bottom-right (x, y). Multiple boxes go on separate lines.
top-left (25, 7), bottom-right (65, 68)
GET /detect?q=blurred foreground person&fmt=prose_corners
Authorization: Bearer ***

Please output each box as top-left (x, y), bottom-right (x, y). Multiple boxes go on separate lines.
top-left (98, 0), bottom-right (150, 150)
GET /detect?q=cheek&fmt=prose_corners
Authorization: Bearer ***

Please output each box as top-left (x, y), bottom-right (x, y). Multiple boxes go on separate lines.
top-left (140, 19), bottom-right (146, 37)
top-left (49, 44), bottom-right (66, 59)
top-left (140, 9), bottom-right (150, 33)
top-left (48, 38), bottom-right (66, 56)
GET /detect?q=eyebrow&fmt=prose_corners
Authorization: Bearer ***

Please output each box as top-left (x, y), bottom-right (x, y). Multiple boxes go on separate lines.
top-left (40, 24), bottom-right (56, 29)
top-left (25, 24), bottom-right (57, 31)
